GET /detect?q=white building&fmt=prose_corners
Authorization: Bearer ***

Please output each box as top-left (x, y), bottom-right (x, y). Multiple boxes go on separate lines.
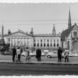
top-left (4, 25), bottom-right (61, 50)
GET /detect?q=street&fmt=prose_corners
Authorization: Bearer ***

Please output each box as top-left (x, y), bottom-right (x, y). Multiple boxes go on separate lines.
top-left (0, 63), bottom-right (78, 75)
top-left (0, 55), bottom-right (78, 75)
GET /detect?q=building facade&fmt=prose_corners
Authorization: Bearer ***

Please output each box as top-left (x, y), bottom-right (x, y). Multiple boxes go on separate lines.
top-left (3, 26), bottom-right (61, 50)
top-left (61, 10), bottom-right (78, 55)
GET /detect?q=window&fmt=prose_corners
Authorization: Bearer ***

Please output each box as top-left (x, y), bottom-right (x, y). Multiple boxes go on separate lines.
top-left (34, 43), bottom-right (36, 47)
top-left (37, 43), bottom-right (39, 47)
top-left (47, 39), bottom-right (49, 42)
top-left (8, 38), bottom-right (10, 41)
top-left (54, 39), bottom-right (55, 42)
top-left (50, 43), bottom-right (52, 47)
top-left (57, 43), bottom-right (59, 47)
top-left (54, 43), bottom-right (55, 47)
top-left (34, 39), bottom-right (35, 42)
top-left (47, 43), bottom-right (49, 47)
top-left (50, 39), bottom-right (52, 42)
top-left (41, 39), bottom-right (42, 42)
top-left (44, 43), bottom-right (46, 47)
top-left (74, 32), bottom-right (77, 37)
top-left (57, 39), bottom-right (59, 42)
top-left (41, 43), bottom-right (42, 47)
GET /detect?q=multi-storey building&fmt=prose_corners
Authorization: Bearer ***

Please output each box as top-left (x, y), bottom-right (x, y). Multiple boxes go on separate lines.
top-left (3, 25), bottom-right (61, 50)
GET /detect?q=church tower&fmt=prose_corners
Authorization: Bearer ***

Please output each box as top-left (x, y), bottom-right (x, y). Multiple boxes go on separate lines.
top-left (68, 9), bottom-right (72, 29)
top-left (30, 27), bottom-right (33, 35)
top-left (52, 24), bottom-right (56, 36)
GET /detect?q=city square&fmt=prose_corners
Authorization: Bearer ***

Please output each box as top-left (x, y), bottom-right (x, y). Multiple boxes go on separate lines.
top-left (0, 3), bottom-right (78, 75)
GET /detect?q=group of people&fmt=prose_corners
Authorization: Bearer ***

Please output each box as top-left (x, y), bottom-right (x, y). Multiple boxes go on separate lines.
top-left (12, 46), bottom-right (42, 63)
top-left (58, 47), bottom-right (69, 62)
top-left (12, 46), bottom-right (69, 63)
top-left (12, 46), bottom-right (30, 62)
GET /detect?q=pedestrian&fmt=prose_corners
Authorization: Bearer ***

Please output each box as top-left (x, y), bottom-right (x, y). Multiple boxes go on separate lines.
top-left (26, 47), bottom-right (30, 62)
top-left (36, 48), bottom-right (41, 61)
top-left (12, 46), bottom-right (16, 62)
top-left (64, 49), bottom-right (69, 62)
top-left (16, 47), bottom-right (21, 62)
top-left (57, 47), bottom-right (62, 62)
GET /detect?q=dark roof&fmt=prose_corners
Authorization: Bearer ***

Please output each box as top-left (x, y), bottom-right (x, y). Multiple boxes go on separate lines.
top-left (61, 25), bottom-right (75, 41)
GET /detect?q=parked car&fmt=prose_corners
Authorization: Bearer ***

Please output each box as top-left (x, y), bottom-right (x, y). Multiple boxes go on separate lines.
top-left (41, 52), bottom-right (45, 56)
top-left (3, 51), bottom-right (12, 55)
top-left (21, 51), bottom-right (36, 57)
top-left (46, 52), bottom-right (57, 58)
top-left (21, 51), bottom-right (26, 56)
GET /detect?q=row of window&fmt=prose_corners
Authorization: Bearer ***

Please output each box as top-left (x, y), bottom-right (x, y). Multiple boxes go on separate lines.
top-left (34, 39), bottom-right (60, 42)
top-left (34, 43), bottom-right (59, 47)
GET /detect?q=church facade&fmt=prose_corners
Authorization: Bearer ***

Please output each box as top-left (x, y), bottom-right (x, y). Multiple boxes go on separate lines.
top-left (61, 10), bottom-right (78, 55)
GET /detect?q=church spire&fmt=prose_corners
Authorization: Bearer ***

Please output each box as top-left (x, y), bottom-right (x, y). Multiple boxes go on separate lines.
top-left (52, 24), bottom-right (56, 36)
top-left (68, 9), bottom-right (72, 29)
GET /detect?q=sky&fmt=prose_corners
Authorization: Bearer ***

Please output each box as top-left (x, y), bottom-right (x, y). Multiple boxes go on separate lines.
top-left (0, 3), bottom-right (78, 34)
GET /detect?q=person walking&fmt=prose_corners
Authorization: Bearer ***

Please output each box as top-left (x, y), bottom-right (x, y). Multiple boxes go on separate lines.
top-left (64, 49), bottom-right (69, 62)
top-left (57, 47), bottom-right (62, 62)
top-left (16, 47), bottom-right (21, 62)
top-left (12, 46), bottom-right (16, 62)
top-left (26, 47), bottom-right (30, 62)
top-left (36, 48), bottom-right (41, 61)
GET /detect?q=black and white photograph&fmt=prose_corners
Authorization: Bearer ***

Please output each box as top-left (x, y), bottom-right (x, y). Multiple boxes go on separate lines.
top-left (0, 0), bottom-right (78, 76)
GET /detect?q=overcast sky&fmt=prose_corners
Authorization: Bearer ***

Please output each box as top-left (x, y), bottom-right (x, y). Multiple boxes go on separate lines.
top-left (0, 3), bottom-right (78, 34)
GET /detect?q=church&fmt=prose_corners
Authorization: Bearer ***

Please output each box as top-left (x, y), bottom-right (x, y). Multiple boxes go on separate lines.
top-left (61, 10), bottom-right (78, 55)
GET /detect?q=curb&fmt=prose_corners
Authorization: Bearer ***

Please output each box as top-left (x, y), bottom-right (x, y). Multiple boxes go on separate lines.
top-left (0, 62), bottom-right (78, 65)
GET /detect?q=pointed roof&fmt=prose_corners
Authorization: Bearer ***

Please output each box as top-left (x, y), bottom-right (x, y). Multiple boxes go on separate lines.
top-left (52, 24), bottom-right (56, 36)
top-left (68, 9), bottom-right (72, 29)
top-left (61, 23), bottom-right (77, 41)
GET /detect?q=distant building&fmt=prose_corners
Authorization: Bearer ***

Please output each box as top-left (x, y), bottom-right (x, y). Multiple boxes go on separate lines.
top-left (61, 10), bottom-right (78, 54)
top-left (4, 26), bottom-right (61, 50)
